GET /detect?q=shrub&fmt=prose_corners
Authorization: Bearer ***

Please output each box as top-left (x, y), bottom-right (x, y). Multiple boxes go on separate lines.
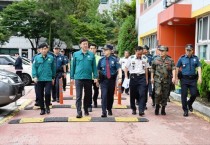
top-left (198, 60), bottom-right (210, 101)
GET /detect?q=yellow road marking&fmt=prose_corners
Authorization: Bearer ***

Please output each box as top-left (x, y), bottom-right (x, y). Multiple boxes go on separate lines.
top-left (20, 118), bottom-right (44, 123)
top-left (115, 117), bottom-right (138, 122)
top-left (68, 117), bottom-right (91, 122)
top-left (0, 99), bottom-right (32, 125)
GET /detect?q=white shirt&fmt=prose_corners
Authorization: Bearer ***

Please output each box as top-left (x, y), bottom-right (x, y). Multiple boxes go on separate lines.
top-left (119, 57), bottom-right (129, 70)
top-left (125, 55), bottom-right (149, 74)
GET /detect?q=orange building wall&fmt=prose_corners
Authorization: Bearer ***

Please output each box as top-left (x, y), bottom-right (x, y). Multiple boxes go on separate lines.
top-left (158, 24), bottom-right (195, 63)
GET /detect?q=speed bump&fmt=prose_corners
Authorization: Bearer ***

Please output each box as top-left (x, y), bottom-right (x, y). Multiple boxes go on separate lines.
top-left (20, 118), bottom-right (44, 123)
top-left (8, 117), bottom-right (149, 124)
top-left (24, 105), bottom-right (130, 110)
top-left (115, 117), bottom-right (138, 122)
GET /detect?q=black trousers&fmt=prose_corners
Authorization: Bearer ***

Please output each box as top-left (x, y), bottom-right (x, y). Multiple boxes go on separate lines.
top-left (181, 78), bottom-right (198, 112)
top-left (52, 72), bottom-right (63, 100)
top-left (36, 81), bottom-right (52, 110)
top-left (100, 78), bottom-right (116, 114)
top-left (75, 79), bottom-right (92, 115)
top-left (130, 74), bottom-right (146, 112)
top-left (16, 71), bottom-right (22, 80)
top-left (62, 75), bottom-right (67, 90)
top-left (91, 80), bottom-right (99, 106)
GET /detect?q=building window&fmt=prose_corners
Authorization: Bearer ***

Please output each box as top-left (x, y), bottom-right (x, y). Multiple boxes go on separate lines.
top-left (197, 16), bottom-right (209, 42)
top-left (198, 45), bottom-right (208, 60)
top-left (142, 34), bottom-right (157, 49)
top-left (100, 0), bottom-right (108, 4)
top-left (144, 0), bottom-right (156, 10)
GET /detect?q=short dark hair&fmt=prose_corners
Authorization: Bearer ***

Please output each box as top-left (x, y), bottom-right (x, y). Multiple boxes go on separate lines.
top-left (143, 45), bottom-right (149, 50)
top-left (89, 43), bottom-right (97, 49)
top-left (79, 38), bottom-right (88, 44)
top-left (15, 53), bottom-right (19, 55)
top-left (38, 43), bottom-right (48, 49)
top-left (135, 46), bottom-right (143, 51)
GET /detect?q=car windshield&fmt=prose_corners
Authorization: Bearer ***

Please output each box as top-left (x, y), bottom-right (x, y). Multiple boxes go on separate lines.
top-left (11, 56), bottom-right (30, 65)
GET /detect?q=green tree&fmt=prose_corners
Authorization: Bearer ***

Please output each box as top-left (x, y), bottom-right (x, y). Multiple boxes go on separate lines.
top-left (0, 0), bottom-right (49, 49)
top-left (117, 15), bottom-right (137, 57)
top-left (0, 25), bottom-right (11, 45)
top-left (38, 0), bottom-right (106, 48)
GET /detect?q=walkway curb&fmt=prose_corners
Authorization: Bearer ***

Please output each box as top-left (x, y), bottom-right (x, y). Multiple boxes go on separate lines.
top-left (170, 92), bottom-right (210, 120)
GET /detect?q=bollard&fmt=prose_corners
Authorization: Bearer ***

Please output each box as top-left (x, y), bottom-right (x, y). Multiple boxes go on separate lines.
top-left (117, 83), bottom-right (122, 105)
top-left (70, 81), bottom-right (74, 96)
top-left (59, 78), bottom-right (63, 104)
top-left (114, 85), bottom-right (117, 96)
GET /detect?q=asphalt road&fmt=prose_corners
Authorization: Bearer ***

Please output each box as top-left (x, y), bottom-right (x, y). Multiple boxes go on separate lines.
top-left (0, 85), bottom-right (210, 145)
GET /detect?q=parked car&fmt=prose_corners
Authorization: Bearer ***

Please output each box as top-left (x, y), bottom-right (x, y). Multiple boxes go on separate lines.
top-left (0, 69), bottom-right (25, 107)
top-left (0, 55), bottom-right (32, 85)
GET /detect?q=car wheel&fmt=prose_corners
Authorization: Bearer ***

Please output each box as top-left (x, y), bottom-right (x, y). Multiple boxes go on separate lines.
top-left (22, 73), bottom-right (32, 86)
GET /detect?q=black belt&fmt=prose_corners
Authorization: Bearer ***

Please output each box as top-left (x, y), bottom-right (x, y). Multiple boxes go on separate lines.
top-left (130, 73), bottom-right (145, 77)
top-left (182, 75), bottom-right (197, 80)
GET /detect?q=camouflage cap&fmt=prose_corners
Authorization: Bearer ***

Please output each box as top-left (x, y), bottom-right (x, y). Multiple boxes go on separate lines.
top-left (158, 46), bottom-right (168, 51)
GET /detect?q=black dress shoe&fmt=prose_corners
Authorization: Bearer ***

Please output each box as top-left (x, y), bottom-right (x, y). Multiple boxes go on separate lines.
top-left (85, 111), bottom-right (89, 116)
top-left (125, 92), bottom-right (129, 95)
top-left (46, 108), bottom-right (50, 114)
top-left (108, 110), bottom-right (112, 116)
top-left (145, 106), bottom-right (147, 110)
top-left (52, 99), bottom-right (56, 102)
top-left (101, 114), bottom-right (107, 118)
top-left (40, 109), bottom-right (46, 115)
top-left (188, 104), bottom-right (193, 112)
top-left (139, 112), bottom-right (145, 116)
top-left (132, 110), bottom-right (137, 115)
top-left (183, 111), bottom-right (188, 117)
top-left (76, 114), bottom-right (82, 118)
top-left (34, 103), bottom-right (39, 106)
top-left (56, 99), bottom-right (59, 103)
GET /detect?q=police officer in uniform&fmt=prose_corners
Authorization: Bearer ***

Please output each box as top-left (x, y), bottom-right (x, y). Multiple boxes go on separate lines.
top-left (52, 46), bottom-right (66, 102)
top-left (125, 46), bottom-right (149, 116)
top-left (143, 45), bottom-right (153, 109)
top-left (98, 45), bottom-right (122, 117)
top-left (151, 46), bottom-right (176, 115)
top-left (32, 43), bottom-right (56, 115)
top-left (176, 44), bottom-right (202, 117)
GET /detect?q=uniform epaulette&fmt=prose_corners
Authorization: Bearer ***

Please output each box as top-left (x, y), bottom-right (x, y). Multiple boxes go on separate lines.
top-left (181, 55), bottom-right (186, 58)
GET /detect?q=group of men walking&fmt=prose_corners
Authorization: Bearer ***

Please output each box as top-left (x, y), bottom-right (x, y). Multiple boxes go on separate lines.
top-left (31, 37), bottom-right (202, 118)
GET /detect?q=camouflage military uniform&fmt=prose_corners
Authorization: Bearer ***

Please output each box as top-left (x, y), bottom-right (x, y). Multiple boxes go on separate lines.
top-left (151, 55), bottom-right (175, 107)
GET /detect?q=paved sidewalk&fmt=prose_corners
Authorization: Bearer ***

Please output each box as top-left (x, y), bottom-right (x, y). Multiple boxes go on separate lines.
top-left (0, 86), bottom-right (210, 145)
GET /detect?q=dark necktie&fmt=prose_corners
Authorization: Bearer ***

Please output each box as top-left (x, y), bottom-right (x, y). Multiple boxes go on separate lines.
top-left (106, 58), bottom-right (111, 79)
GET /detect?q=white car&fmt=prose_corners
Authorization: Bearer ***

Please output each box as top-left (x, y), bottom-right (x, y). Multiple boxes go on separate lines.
top-left (0, 55), bottom-right (32, 85)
